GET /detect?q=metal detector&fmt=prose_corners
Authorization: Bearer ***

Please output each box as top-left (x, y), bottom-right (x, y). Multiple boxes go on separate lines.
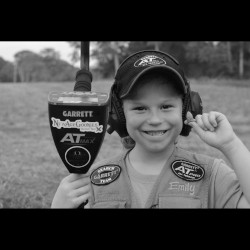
top-left (48, 41), bottom-right (110, 207)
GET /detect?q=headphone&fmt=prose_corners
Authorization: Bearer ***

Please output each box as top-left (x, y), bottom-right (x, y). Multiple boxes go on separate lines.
top-left (107, 51), bottom-right (203, 138)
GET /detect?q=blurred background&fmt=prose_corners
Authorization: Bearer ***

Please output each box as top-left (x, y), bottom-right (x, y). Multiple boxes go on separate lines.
top-left (0, 41), bottom-right (250, 208)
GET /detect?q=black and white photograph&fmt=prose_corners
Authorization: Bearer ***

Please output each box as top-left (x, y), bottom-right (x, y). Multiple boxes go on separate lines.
top-left (0, 41), bottom-right (250, 209)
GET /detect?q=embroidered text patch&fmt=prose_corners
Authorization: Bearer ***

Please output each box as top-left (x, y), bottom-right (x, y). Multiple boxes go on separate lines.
top-left (90, 165), bottom-right (121, 186)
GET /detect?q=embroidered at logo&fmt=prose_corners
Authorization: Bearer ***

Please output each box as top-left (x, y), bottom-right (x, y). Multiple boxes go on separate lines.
top-left (171, 160), bottom-right (205, 182)
top-left (90, 165), bottom-right (121, 186)
top-left (134, 55), bottom-right (166, 67)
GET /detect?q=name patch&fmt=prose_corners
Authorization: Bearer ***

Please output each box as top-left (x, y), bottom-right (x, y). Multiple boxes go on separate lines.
top-left (171, 160), bottom-right (205, 182)
top-left (169, 181), bottom-right (195, 195)
top-left (90, 165), bottom-right (121, 186)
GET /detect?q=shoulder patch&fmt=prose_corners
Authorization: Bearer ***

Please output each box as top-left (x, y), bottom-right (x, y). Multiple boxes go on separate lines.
top-left (171, 160), bottom-right (205, 182)
top-left (90, 165), bottom-right (121, 186)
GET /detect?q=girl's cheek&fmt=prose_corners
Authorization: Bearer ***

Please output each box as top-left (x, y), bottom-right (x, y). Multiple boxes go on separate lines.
top-left (126, 114), bottom-right (140, 125)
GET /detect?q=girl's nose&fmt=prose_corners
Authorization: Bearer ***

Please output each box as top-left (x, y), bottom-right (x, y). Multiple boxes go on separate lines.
top-left (147, 111), bottom-right (162, 125)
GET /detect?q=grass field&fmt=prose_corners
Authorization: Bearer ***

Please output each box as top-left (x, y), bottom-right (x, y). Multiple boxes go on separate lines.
top-left (0, 78), bottom-right (250, 208)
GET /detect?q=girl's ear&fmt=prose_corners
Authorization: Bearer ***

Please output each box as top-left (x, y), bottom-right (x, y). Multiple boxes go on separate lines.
top-left (121, 136), bottom-right (135, 149)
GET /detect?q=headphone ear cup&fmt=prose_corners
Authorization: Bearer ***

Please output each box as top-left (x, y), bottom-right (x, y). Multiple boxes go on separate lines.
top-left (107, 85), bottom-right (128, 138)
top-left (190, 91), bottom-right (203, 117)
top-left (180, 94), bottom-right (192, 136)
top-left (180, 91), bottom-right (203, 136)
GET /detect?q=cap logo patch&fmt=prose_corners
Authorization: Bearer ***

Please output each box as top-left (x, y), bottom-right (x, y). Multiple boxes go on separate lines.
top-left (171, 160), bottom-right (205, 182)
top-left (90, 165), bottom-right (121, 185)
top-left (134, 55), bottom-right (166, 67)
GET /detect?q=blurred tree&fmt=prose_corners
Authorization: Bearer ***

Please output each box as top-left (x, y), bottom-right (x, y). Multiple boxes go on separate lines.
top-left (126, 41), bottom-right (150, 54)
top-left (147, 41), bottom-right (163, 51)
top-left (68, 41), bottom-right (81, 64)
top-left (13, 49), bottom-right (77, 82)
top-left (40, 48), bottom-right (60, 60)
top-left (159, 41), bottom-right (189, 69)
top-left (0, 57), bottom-right (14, 82)
top-left (227, 41), bottom-right (250, 79)
top-left (91, 41), bottom-right (129, 77)
top-left (14, 51), bottom-right (41, 82)
top-left (243, 41), bottom-right (250, 78)
top-left (48, 59), bottom-right (77, 82)
top-left (39, 48), bottom-right (74, 81)
top-left (185, 41), bottom-right (231, 77)
top-left (238, 41), bottom-right (244, 79)
top-left (226, 41), bottom-right (233, 75)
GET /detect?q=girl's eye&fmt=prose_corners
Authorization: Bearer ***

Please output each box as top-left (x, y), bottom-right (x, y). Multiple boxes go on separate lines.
top-left (134, 107), bottom-right (146, 111)
top-left (162, 105), bottom-right (172, 110)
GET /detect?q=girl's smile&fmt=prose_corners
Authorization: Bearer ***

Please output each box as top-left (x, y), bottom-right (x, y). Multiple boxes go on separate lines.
top-left (143, 130), bottom-right (167, 136)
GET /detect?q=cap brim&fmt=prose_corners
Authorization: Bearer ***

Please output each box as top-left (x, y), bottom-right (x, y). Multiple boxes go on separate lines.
top-left (120, 65), bottom-right (187, 98)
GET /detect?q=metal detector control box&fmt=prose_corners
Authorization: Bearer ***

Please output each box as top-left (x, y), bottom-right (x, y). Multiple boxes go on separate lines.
top-left (48, 91), bottom-right (110, 174)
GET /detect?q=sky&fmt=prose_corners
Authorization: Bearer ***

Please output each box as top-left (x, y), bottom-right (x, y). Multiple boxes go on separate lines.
top-left (0, 41), bottom-right (80, 67)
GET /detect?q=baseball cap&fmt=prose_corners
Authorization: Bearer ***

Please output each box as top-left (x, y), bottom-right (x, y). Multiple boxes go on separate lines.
top-left (114, 50), bottom-right (188, 98)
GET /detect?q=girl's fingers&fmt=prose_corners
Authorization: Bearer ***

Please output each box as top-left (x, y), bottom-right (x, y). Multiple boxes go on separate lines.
top-left (73, 192), bottom-right (92, 207)
top-left (66, 173), bottom-right (90, 183)
top-left (208, 112), bottom-right (218, 127)
top-left (72, 184), bottom-right (91, 198)
top-left (195, 114), bottom-right (208, 131)
top-left (62, 174), bottom-right (90, 190)
top-left (187, 119), bottom-right (206, 138)
top-left (70, 176), bottom-right (90, 189)
top-left (186, 111), bottom-right (195, 123)
top-left (201, 113), bottom-right (215, 132)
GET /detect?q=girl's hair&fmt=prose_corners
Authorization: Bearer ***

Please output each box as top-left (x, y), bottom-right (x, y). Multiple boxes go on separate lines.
top-left (121, 69), bottom-right (184, 149)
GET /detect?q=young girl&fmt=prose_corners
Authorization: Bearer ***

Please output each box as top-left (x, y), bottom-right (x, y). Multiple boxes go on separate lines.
top-left (51, 50), bottom-right (250, 208)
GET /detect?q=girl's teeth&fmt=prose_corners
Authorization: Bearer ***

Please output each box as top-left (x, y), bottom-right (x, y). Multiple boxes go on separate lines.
top-left (145, 131), bottom-right (166, 136)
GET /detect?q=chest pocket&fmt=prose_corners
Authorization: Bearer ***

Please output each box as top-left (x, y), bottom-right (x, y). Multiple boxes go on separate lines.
top-left (159, 194), bottom-right (201, 208)
top-left (92, 200), bottom-right (126, 208)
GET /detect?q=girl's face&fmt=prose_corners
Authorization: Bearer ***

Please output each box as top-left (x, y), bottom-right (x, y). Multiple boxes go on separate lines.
top-left (123, 81), bottom-right (183, 154)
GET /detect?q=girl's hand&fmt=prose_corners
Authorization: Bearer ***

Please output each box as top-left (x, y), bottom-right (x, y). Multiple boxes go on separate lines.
top-left (184, 111), bottom-right (237, 152)
top-left (51, 173), bottom-right (91, 208)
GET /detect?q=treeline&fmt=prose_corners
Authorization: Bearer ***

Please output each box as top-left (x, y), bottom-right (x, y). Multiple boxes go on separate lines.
top-left (0, 48), bottom-right (78, 83)
top-left (86, 41), bottom-right (250, 79)
top-left (1, 42), bottom-right (250, 83)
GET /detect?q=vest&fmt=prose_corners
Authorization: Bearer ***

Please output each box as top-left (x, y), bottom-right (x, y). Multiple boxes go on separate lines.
top-left (88, 146), bottom-right (215, 208)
